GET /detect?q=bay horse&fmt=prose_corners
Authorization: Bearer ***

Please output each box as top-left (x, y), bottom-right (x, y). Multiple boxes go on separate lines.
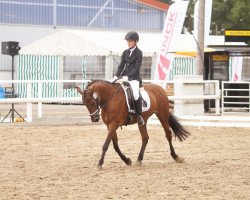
top-left (76, 80), bottom-right (190, 169)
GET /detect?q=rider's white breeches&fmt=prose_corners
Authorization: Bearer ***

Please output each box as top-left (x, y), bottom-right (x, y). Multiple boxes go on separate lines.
top-left (128, 80), bottom-right (140, 100)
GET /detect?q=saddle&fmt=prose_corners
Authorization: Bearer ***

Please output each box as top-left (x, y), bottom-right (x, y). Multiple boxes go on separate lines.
top-left (121, 82), bottom-right (150, 114)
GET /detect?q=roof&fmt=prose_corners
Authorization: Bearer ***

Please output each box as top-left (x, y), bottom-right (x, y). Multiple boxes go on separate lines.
top-left (20, 29), bottom-right (228, 57)
top-left (207, 45), bottom-right (250, 56)
top-left (136, 0), bottom-right (169, 11)
top-left (20, 30), bottom-right (162, 56)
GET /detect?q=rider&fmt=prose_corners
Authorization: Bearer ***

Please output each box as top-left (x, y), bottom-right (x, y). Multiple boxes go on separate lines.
top-left (113, 31), bottom-right (144, 126)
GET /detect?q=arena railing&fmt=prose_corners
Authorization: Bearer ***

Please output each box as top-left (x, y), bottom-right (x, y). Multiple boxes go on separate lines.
top-left (221, 81), bottom-right (250, 114)
top-left (0, 80), bottom-right (220, 122)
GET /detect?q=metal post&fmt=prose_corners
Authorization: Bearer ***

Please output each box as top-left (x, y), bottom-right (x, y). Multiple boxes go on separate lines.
top-left (11, 55), bottom-right (15, 122)
top-left (26, 82), bottom-right (32, 122)
top-left (105, 52), bottom-right (113, 80)
top-left (221, 81), bottom-right (224, 115)
top-left (196, 0), bottom-right (205, 75)
top-left (38, 82), bottom-right (42, 118)
top-left (215, 81), bottom-right (220, 115)
top-left (53, 0), bottom-right (57, 27)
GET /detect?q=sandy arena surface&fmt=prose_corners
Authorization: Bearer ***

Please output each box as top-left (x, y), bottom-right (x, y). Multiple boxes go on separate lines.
top-left (0, 124), bottom-right (249, 200)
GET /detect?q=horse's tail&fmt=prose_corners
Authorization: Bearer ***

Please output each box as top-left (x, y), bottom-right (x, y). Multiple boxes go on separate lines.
top-left (169, 112), bottom-right (190, 142)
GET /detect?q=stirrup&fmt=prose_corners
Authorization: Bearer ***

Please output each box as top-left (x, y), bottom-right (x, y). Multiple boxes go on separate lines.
top-left (137, 115), bottom-right (144, 126)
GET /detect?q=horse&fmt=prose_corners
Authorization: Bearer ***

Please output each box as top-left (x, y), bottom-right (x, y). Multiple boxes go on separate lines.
top-left (76, 80), bottom-right (190, 169)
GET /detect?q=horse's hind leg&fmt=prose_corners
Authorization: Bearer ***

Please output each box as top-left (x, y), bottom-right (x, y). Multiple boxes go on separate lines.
top-left (112, 133), bottom-right (132, 165)
top-left (137, 124), bottom-right (149, 165)
top-left (156, 113), bottom-right (183, 163)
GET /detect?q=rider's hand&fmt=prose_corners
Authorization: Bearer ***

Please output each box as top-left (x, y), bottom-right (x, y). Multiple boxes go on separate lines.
top-left (115, 76), bottom-right (128, 84)
top-left (112, 76), bottom-right (118, 81)
top-left (122, 76), bottom-right (128, 82)
top-left (116, 79), bottom-right (123, 84)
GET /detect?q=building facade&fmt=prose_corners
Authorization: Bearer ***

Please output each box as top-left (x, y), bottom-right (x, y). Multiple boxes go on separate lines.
top-left (0, 0), bottom-right (168, 81)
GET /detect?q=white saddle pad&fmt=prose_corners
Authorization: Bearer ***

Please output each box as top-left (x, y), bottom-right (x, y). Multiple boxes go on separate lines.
top-left (121, 85), bottom-right (150, 113)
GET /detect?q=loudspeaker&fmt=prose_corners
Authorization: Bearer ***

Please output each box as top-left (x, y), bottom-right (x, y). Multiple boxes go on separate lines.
top-left (2, 41), bottom-right (21, 56)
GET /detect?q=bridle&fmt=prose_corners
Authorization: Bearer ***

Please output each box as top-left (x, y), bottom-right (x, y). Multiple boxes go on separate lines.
top-left (88, 93), bottom-right (100, 118)
top-left (84, 84), bottom-right (122, 118)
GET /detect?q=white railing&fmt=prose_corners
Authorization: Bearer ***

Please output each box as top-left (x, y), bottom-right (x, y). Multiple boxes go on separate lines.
top-left (222, 81), bottom-right (250, 114)
top-left (0, 79), bottom-right (221, 122)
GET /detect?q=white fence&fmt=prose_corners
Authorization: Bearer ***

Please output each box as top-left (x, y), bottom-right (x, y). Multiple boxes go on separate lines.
top-left (222, 81), bottom-right (250, 114)
top-left (0, 79), bottom-right (221, 122)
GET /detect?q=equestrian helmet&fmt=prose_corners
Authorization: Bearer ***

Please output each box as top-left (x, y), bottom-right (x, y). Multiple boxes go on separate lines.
top-left (125, 31), bottom-right (139, 42)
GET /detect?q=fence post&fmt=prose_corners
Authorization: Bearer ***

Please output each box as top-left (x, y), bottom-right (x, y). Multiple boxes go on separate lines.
top-left (26, 82), bottom-right (32, 122)
top-left (38, 82), bottom-right (42, 118)
top-left (215, 81), bottom-right (220, 115)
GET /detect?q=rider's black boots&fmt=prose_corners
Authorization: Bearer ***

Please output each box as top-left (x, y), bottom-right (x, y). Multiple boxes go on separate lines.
top-left (134, 97), bottom-right (145, 126)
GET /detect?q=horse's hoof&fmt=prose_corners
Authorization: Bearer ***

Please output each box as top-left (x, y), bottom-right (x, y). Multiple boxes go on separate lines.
top-left (97, 164), bottom-right (103, 170)
top-left (136, 160), bottom-right (142, 166)
top-left (126, 158), bottom-right (132, 166)
top-left (175, 156), bottom-right (185, 163)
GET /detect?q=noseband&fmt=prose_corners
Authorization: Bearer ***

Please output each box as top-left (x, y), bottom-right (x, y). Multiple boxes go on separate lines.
top-left (88, 92), bottom-right (100, 118)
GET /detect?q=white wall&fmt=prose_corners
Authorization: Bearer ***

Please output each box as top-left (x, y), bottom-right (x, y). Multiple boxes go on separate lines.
top-left (0, 24), bottom-right (58, 75)
top-left (0, 71), bottom-right (12, 87)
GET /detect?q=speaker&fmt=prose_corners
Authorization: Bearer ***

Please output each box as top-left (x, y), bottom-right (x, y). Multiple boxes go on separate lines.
top-left (2, 41), bottom-right (21, 56)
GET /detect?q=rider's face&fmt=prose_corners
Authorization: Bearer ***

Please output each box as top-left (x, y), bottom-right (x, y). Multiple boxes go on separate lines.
top-left (127, 40), bottom-right (136, 49)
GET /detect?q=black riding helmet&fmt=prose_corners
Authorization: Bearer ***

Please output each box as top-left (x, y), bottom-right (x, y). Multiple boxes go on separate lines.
top-left (125, 31), bottom-right (139, 42)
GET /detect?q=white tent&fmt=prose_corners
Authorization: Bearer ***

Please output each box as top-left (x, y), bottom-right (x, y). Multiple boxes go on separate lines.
top-left (18, 30), bottom-right (229, 98)
top-left (20, 29), bottom-right (162, 57)
top-left (18, 30), bottom-right (248, 99)
top-left (20, 29), bottom-right (226, 57)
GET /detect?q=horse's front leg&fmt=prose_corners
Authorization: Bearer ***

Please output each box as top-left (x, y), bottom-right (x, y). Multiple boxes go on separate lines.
top-left (112, 133), bottom-right (132, 165)
top-left (98, 133), bottom-right (112, 169)
top-left (97, 123), bottom-right (118, 169)
top-left (137, 123), bottom-right (149, 165)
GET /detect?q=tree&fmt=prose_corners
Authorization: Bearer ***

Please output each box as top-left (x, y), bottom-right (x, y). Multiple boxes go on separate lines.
top-left (228, 0), bottom-right (250, 29)
top-left (182, 0), bottom-right (250, 35)
top-left (183, 0), bottom-right (196, 34)
top-left (158, 0), bottom-right (250, 35)
top-left (211, 0), bottom-right (234, 34)
top-left (210, 0), bottom-right (250, 35)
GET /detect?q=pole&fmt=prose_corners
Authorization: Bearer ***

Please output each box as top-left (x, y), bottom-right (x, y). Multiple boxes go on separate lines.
top-left (11, 55), bottom-right (15, 122)
top-left (196, 0), bottom-right (205, 75)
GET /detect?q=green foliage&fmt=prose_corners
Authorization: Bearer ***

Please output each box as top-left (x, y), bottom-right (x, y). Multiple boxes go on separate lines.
top-left (183, 0), bottom-right (196, 33)
top-left (161, 0), bottom-right (250, 35)
top-left (211, 0), bottom-right (250, 34)
top-left (228, 0), bottom-right (250, 29)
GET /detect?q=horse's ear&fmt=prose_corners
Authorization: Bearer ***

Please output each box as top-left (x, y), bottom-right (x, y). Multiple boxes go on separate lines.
top-left (75, 85), bottom-right (84, 95)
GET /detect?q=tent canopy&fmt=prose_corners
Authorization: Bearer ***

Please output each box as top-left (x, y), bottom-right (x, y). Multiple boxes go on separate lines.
top-left (20, 29), bottom-right (226, 57)
top-left (20, 30), bottom-right (162, 56)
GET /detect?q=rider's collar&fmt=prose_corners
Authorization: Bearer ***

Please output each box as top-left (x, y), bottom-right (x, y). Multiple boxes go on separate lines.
top-left (129, 46), bottom-right (136, 51)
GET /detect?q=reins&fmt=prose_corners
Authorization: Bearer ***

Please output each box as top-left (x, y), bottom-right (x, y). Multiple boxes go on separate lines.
top-left (99, 84), bottom-right (122, 109)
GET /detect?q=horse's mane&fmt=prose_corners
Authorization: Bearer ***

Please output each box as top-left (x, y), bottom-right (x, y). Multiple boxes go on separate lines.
top-left (86, 80), bottom-right (116, 89)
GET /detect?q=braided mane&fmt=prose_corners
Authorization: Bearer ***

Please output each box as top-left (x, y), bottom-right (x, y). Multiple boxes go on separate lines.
top-left (86, 80), bottom-right (116, 89)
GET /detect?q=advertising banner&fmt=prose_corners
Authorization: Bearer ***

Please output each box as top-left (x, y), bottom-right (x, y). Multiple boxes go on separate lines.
top-left (154, 1), bottom-right (189, 81)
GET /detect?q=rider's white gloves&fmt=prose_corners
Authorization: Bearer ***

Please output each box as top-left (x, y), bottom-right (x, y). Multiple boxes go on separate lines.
top-left (112, 76), bottom-right (118, 81)
top-left (122, 76), bottom-right (128, 82)
top-left (115, 76), bottom-right (128, 84)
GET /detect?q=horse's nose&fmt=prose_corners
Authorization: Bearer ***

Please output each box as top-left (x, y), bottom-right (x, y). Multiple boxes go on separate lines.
top-left (91, 115), bottom-right (100, 123)
top-left (95, 116), bottom-right (100, 122)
